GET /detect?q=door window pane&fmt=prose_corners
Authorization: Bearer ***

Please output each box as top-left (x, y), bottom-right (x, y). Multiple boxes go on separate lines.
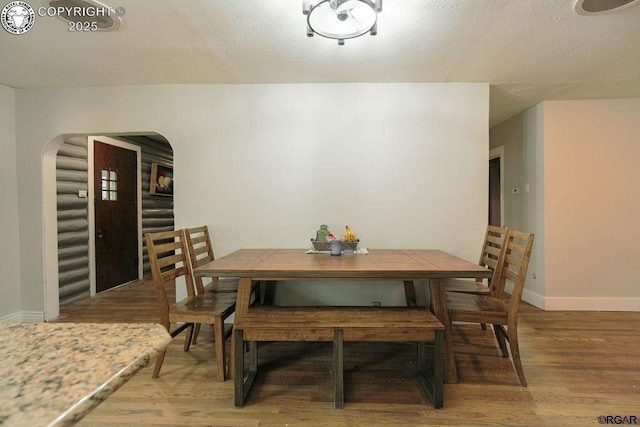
top-left (100, 169), bottom-right (118, 201)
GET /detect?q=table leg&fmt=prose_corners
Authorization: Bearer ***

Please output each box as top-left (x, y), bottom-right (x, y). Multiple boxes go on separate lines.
top-left (403, 280), bottom-right (417, 306)
top-left (263, 280), bottom-right (276, 306)
top-left (229, 277), bottom-right (254, 379)
top-left (429, 278), bottom-right (458, 383)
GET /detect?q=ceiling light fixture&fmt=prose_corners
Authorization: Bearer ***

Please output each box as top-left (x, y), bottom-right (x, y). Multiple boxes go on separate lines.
top-left (574, 0), bottom-right (640, 15)
top-left (303, 0), bottom-right (382, 46)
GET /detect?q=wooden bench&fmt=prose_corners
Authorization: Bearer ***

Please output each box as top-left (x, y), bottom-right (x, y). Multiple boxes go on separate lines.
top-left (233, 306), bottom-right (444, 409)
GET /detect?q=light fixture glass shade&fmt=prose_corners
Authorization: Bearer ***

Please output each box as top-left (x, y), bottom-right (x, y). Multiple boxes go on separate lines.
top-left (307, 0), bottom-right (378, 40)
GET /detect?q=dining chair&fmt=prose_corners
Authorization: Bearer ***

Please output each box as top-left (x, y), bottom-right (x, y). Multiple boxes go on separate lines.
top-left (184, 225), bottom-right (239, 345)
top-left (185, 226), bottom-right (267, 301)
top-left (146, 229), bottom-right (236, 381)
top-left (185, 225), bottom-right (268, 344)
top-left (445, 229), bottom-right (534, 386)
top-left (185, 225), bottom-right (240, 294)
top-left (444, 225), bottom-right (509, 295)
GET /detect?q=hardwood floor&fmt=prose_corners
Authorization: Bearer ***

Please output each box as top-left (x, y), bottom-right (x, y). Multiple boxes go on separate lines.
top-left (55, 280), bottom-right (640, 426)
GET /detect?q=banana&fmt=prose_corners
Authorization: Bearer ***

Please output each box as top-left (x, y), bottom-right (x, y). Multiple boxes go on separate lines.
top-left (343, 225), bottom-right (357, 242)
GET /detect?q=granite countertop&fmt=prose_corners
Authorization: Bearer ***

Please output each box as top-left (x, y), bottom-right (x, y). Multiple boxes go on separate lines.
top-left (0, 322), bottom-right (171, 426)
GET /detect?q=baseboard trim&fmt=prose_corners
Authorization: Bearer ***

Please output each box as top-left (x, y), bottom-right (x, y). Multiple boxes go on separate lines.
top-left (500, 287), bottom-right (640, 312)
top-left (544, 297), bottom-right (640, 312)
top-left (522, 289), bottom-right (545, 310)
top-left (0, 311), bottom-right (45, 323)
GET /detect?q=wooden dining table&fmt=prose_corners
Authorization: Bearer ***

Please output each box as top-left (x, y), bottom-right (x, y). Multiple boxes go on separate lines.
top-left (194, 248), bottom-right (491, 384)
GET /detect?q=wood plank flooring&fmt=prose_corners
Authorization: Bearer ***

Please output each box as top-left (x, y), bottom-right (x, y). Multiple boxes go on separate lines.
top-left (54, 280), bottom-right (640, 426)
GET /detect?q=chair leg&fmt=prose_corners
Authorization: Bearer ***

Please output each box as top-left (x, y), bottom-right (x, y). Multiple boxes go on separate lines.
top-left (507, 326), bottom-right (527, 387)
top-left (192, 323), bottom-right (201, 344)
top-left (152, 350), bottom-right (166, 378)
top-left (183, 324), bottom-right (194, 352)
top-left (155, 322), bottom-right (193, 378)
top-left (493, 324), bottom-right (509, 358)
top-left (213, 316), bottom-right (226, 381)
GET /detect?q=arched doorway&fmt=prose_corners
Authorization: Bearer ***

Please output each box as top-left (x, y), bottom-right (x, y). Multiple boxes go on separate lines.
top-left (42, 132), bottom-right (174, 320)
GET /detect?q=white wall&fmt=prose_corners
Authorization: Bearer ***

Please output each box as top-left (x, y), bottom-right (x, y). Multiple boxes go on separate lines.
top-left (490, 105), bottom-right (545, 308)
top-left (491, 98), bottom-right (640, 311)
top-left (14, 83), bottom-right (489, 317)
top-left (0, 85), bottom-right (22, 321)
top-left (544, 99), bottom-right (640, 310)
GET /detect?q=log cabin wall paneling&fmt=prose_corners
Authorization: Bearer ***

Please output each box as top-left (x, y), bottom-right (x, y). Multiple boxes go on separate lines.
top-left (56, 135), bottom-right (174, 305)
top-left (56, 136), bottom-right (90, 305)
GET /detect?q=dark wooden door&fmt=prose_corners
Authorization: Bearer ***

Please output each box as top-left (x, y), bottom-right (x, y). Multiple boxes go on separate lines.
top-left (488, 157), bottom-right (501, 226)
top-left (94, 141), bottom-right (138, 293)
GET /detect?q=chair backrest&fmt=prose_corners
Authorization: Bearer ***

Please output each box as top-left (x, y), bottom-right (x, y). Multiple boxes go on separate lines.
top-left (145, 229), bottom-right (196, 327)
top-left (491, 229), bottom-right (535, 317)
top-left (184, 225), bottom-right (216, 294)
top-left (478, 225), bottom-right (509, 284)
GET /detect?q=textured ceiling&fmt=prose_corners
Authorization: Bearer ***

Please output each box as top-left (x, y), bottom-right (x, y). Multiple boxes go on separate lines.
top-left (1, 0), bottom-right (639, 126)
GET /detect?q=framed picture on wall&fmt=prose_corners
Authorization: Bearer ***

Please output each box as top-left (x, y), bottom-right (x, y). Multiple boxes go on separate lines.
top-left (150, 163), bottom-right (173, 196)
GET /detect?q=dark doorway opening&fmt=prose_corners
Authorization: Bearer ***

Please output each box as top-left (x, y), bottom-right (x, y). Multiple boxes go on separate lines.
top-left (488, 156), bottom-right (501, 226)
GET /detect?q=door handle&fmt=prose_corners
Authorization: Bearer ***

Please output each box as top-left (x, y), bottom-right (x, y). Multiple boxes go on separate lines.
top-left (97, 230), bottom-right (104, 239)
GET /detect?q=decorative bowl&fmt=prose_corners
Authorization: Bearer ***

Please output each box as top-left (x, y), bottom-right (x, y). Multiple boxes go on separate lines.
top-left (311, 239), bottom-right (359, 251)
